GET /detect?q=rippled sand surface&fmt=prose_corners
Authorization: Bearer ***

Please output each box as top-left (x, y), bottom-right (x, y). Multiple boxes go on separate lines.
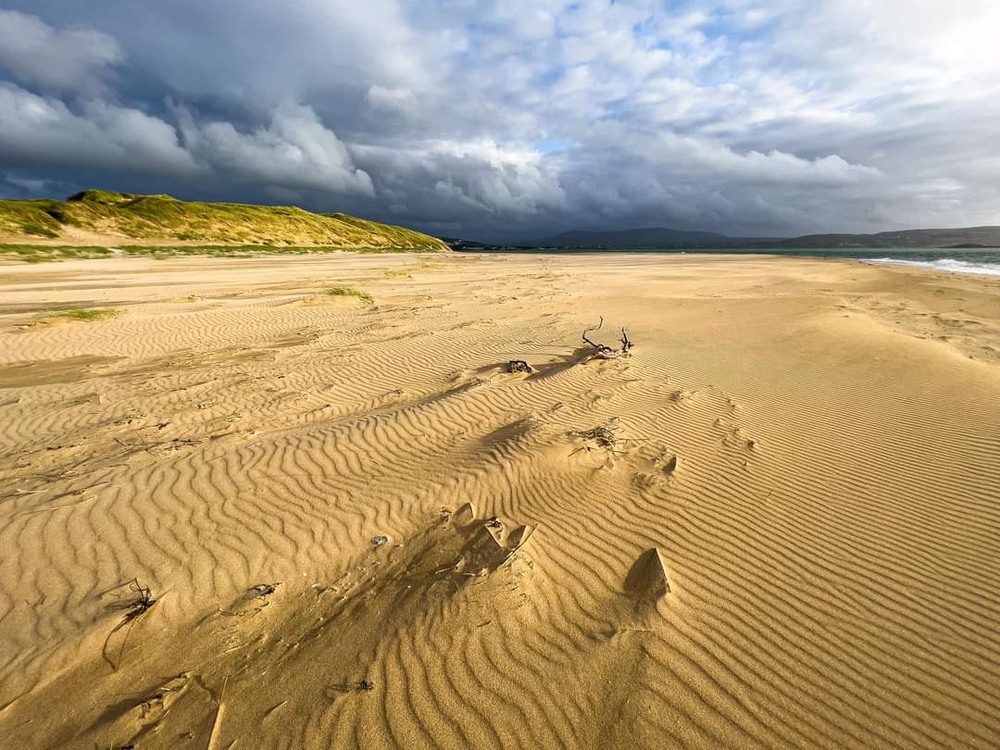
top-left (1, 252), bottom-right (997, 748)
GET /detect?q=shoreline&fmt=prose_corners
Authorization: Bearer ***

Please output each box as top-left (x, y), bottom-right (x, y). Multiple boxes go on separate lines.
top-left (4, 243), bottom-right (999, 278)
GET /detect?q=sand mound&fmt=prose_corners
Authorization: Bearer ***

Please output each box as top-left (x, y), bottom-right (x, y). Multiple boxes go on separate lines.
top-left (625, 548), bottom-right (671, 604)
top-left (0, 253), bottom-right (997, 748)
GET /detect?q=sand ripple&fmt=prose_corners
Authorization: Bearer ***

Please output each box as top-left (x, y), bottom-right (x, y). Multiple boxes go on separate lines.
top-left (0, 254), bottom-right (997, 748)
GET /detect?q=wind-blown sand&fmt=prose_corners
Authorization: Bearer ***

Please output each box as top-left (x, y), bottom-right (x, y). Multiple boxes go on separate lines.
top-left (0, 253), bottom-right (997, 749)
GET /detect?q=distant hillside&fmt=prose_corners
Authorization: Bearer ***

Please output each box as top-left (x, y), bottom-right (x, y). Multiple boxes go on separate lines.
top-left (0, 190), bottom-right (448, 250)
top-left (767, 226), bottom-right (1000, 249)
top-left (537, 225), bottom-right (1000, 249)
top-left (541, 227), bottom-right (734, 248)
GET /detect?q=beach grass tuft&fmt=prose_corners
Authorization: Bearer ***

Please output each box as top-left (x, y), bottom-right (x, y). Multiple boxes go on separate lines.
top-left (325, 287), bottom-right (374, 304)
top-left (42, 307), bottom-right (124, 322)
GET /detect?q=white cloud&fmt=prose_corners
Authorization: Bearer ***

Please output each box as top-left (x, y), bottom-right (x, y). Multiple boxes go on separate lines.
top-left (0, 83), bottom-right (196, 174)
top-left (0, 11), bottom-right (121, 92)
top-left (0, 82), bottom-right (374, 197)
top-left (353, 138), bottom-right (564, 220)
top-left (652, 132), bottom-right (882, 185)
top-left (177, 103), bottom-right (375, 196)
top-left (366, 86), bottom-right (419, 118)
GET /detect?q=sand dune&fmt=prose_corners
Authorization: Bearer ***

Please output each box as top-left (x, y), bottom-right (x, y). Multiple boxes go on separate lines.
top-left (0, 253), bottom-right (997, 748)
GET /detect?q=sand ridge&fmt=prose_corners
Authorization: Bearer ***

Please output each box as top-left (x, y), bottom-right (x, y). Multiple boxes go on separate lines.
top-left (0, 253), bottom-right (997, 748)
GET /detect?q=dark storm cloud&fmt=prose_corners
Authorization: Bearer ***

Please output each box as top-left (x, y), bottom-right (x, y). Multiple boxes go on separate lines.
top-left (1, 1), bottom-right (999, 241)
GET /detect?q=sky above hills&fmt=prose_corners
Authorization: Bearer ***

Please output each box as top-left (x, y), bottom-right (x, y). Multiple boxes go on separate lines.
top-left (1, 1), bottom-right (998, 242)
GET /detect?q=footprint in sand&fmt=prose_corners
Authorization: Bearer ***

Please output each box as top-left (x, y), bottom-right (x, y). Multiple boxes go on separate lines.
top-left (92, 673), bottom-right (194, 747)
top-left (633, 451), bottom-right (679, 490)
top-left (658, 453), bottom-right (679, 476)
top-left (670, 389), bottom-right (698, 405)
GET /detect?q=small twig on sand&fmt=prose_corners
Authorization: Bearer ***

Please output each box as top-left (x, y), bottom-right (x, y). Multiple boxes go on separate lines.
top-left (505, 360), bottom-right (533, 374)
top-left (250, 582), bottom-right (281, 599)
top-left (102, 578), bottom-right (157, 672)
top-left (571, 424), bottom-right (624, 453)
top-left (570, 423), bottom-right (631, 468)
top-left (327, 680), bottom-right (375, 697)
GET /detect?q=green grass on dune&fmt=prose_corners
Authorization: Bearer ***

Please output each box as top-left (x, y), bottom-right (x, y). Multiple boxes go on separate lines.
top-left (39, 307), bottom-right (123, 322)
top-left (0, 245), bottom-right (116, 262)
top-left (0, 201), bottom-right (64, 238)
top-left (0, 190), bottom-right (447, 252)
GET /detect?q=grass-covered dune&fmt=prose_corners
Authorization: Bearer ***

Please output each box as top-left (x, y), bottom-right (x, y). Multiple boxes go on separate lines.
top-left (0, 189), bottom-right (448, 252)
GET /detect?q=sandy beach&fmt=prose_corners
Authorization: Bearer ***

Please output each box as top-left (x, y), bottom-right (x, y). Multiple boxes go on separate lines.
top-left (0, 252), bottom-right (997, 748)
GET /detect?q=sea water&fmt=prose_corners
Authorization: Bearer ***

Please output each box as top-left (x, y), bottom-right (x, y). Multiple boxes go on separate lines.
top-left (861, 253), bottom-right (1000, 277)
top-left (754, 247), bottom-right (1000, 277)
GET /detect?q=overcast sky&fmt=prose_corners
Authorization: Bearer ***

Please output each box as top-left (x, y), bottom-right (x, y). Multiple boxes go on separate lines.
top-left (1, 1), bottom-right (998, 241)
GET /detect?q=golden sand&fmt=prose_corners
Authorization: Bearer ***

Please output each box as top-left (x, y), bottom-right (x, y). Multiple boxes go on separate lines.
top-left (0, 253), bottom-right (997, 748)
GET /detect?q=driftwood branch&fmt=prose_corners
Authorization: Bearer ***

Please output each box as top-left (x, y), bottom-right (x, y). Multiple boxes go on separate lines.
top-left (582, 316), bottom-right (609, 352)
top-left (582, 316), bottom-right (633, 360)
